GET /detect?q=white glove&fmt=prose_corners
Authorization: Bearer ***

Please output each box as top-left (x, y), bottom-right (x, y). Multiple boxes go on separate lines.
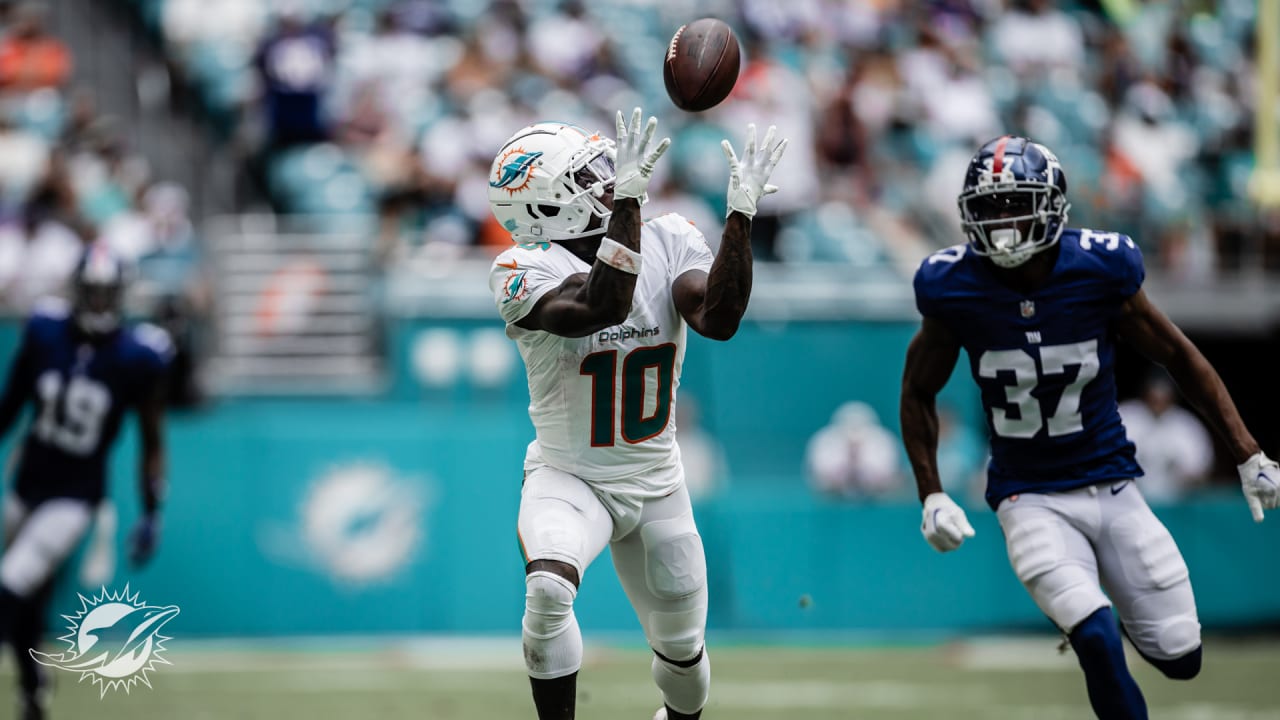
top-left (721, 123), bottom-right (788, 218)
top-left (612, 107), bottom-right (671, 200)
top-left (921, 492), bottom-right (975, 553)
top-left (1237, 452), bottom-right (1280, 522)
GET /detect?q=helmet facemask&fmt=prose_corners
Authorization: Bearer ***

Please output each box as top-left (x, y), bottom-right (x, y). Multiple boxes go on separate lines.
top-left (958, 182), bottom-right (1069, 269)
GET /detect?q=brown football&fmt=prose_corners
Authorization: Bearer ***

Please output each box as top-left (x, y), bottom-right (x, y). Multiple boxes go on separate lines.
top-left (663, 18), bottom-right (740, 112)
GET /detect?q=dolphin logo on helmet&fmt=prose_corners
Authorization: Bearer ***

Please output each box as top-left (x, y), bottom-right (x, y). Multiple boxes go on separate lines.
top-left (490, 149), bottom-right (544, 194)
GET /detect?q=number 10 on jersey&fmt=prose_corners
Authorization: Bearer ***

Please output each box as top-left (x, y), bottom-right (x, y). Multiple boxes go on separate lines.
top-left (580, 344), bottom-right (677, 446)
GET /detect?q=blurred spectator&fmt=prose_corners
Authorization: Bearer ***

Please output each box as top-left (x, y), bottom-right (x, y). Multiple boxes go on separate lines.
top-left (0, 203), bottom-right (83, 311)
top-left (989, 0), bottom-right (1084, 75)
top-left (722, 37), bottom-right (819, 260)
top-left (527, 1), bottom-right (604, 83)
top-left (935, 404), bottom-right (986, 498)
top-left (0, 2), bottom-right (70, 92)
top-left (1119, 372), bottom-right (1213, 504)
top-left (0, 112), bottom-right (49, 206)
top-left (126, 0), bottom-right (1267, 277)
top-left (253, 6), bottom-right (335, 149)
top-left (677, 395), bottom-right (728, 503)
top-left (806, 401), bottom-right (904, 499)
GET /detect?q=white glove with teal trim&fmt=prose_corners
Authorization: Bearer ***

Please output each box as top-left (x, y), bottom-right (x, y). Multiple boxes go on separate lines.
top-left (922, 492), bottom-right (975, 553)
top-left (1238, 451), bottom-right (1280, 522)
top-left (613, 107), bottom-right (671, 200)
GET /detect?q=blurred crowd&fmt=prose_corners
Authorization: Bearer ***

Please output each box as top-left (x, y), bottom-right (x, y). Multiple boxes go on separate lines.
top-left (0, 0), bottom-right (203, 403)
top-left (804, 382), bottom-right (1220, 506)
top-left (138, 0), bottom-right (1269, 274)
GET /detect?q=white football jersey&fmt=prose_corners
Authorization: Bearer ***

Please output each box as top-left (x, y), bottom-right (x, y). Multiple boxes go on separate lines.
top-left (489, 213), bottom-right (714, 496)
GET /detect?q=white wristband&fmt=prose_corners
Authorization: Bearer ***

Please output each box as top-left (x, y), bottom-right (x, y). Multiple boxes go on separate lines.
top-left (596, 237), bottom-right (642, 274)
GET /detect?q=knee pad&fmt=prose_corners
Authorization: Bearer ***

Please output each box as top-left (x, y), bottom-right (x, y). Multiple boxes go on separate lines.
top-left (523, 571), bottom-right (582, 679)
top-left (640, 518), bottom-right (706, 600)
top-left (523, 571), bottom-right (577, 640)
top-left (652, 648), bottom-right (710, 716)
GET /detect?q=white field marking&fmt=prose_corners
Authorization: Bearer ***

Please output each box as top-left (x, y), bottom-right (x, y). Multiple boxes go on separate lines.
top-left (569, 679), bottom-right (991, 711)
top-left (1008, 706), bottom-right (1280, 720)
top-left (953, 636), bottom-right (1084, 671)
top-left (152, 637), bottom-right (569, 674)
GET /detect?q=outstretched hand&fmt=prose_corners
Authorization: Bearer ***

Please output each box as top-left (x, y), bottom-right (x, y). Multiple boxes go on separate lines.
top-left (722, 124), bottom-right (788, 218)
top-left (613, 107), bottom-right (671, 200)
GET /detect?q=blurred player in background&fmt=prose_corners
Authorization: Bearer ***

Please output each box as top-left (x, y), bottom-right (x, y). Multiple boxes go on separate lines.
top-left (0, 244), bottom-right (171, 720)
top-left (900, 135), bottom-right (1278, 719)
top-left (487, 109), bottom-right (785, 720)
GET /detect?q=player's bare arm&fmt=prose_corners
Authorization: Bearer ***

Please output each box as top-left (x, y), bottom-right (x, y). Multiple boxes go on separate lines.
top-left (516, 196), bottom-right (644, 338)
top-left (1115, 287), bottom-right (1279, 521)
top-left (130, 359), bottom-right (168, 567)
top-left (901, 316), bottom-right (961, 499)
top-left (673, 213), bottom-right (750, 341)
top-left (673, 124), bottom-right (787, 341)
top-left (139, 380), bottom-right (167, 513)
top-left (1114, 289), bottom-right (1258, 462)
top-left (901, 315), bottom-right (975, 551)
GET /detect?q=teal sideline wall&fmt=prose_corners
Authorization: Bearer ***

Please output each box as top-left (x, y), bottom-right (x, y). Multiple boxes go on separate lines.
top-left (0, 317), bottom-right (1275, 638)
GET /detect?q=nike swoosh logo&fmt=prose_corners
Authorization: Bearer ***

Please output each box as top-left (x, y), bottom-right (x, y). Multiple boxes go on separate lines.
top-left (1111, 481), bottom-right (1131, 495)
top-left (497, 260), bottom-right (519, 270)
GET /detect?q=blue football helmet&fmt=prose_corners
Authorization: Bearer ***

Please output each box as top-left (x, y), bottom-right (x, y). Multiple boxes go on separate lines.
top-left (72, 243), bottom-right (127, 336)
top-left (957, 135), bottom-right (1070, 268)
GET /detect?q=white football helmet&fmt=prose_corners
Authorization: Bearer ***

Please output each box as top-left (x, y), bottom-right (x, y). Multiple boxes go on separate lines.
top-left (488, 122), bottom-right (617, 243)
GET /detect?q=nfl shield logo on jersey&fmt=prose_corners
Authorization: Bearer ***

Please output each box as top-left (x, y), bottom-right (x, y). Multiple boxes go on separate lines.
top-left (1020, 300), bottom-right (1036, 318)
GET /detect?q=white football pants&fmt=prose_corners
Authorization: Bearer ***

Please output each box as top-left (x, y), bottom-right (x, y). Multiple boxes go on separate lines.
top-left (2, 495), bottom-right (94, 598)
top-left (996, 481), bottom-right (1201, 660)
top-left (518, 460), bottom-right (709, 664)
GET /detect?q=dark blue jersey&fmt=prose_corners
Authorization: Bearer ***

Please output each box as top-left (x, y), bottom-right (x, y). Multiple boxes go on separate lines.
top-left (0, 302), bottom-right (172, 504)
top-left (913, 228), bottom-right (1145, 509)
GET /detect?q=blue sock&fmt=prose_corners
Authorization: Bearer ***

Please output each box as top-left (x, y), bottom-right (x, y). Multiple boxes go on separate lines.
top-left (1070, 608), bottom-right (1148, 719)
top-left (0, 585), bottom-right (14, 649)
top-left (1140, 645), bottom-right (1202, 681)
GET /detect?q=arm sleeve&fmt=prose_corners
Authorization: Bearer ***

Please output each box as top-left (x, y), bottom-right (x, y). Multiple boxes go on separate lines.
top-left (489, 253), bottom-right (563, 326)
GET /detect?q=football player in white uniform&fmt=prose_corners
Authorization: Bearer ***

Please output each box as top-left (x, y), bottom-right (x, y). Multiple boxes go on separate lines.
top-left (487, 108), bottom-right (786, 720)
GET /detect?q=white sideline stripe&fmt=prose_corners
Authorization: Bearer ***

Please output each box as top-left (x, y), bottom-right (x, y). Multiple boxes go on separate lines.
top-left (695, 680), bottom-right (990, 710)
top-left (953, 636), bottom-right (1081, 671)
top-left (159, 638), bottom-right (525, 674)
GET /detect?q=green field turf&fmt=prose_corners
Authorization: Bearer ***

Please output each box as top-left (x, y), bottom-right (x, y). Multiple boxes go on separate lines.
top-left (3, 637), bottom-right (1279, 719)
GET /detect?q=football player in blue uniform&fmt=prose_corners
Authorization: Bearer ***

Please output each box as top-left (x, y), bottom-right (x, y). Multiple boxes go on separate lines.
top-left (0, 245), bottom-right (172, 719)
top-left (901, 136), bottom-right (1279, 719)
